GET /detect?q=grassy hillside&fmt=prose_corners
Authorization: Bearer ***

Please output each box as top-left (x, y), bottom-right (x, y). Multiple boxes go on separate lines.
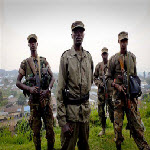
top-left (0, 100), bottom-right (150, 150)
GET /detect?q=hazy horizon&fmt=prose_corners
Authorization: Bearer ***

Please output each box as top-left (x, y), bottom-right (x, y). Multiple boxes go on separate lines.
top-left (0, 0), bottom-right (150, 73)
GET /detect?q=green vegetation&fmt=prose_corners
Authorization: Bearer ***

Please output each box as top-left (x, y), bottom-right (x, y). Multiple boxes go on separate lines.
top-left (0, 100), bottom-right (150, 150)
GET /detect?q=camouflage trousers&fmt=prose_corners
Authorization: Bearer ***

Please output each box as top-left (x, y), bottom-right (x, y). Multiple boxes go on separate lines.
top-left (61, 121), bottom-right (89, 150)
top-left (98, 95), bottom-right (114, 128)
top-left (114, 97), bottom-right (150, 150)
top-left (29, 100), bottom-right (55, 150)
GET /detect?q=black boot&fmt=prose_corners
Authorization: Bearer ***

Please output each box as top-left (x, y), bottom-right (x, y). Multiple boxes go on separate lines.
top-left (47, 142), bottom-right (54, 150)
top-left (125, 123), bottom-right (130, 130)
top-left (116, 144), bottom-right (121, 150)
top-left (34, 136), bottom-right (41, 150)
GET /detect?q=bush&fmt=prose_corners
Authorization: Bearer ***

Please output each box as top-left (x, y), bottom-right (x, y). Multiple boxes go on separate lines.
top-left (15, 118), bottom-right (33, 142)
top-left (90, 109), bottom-right (100, 126)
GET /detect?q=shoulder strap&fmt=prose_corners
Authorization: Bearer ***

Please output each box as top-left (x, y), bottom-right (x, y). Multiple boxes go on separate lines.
top-left (100, 62), bottom-right (104, 75)
top-left (127, 52), bottom-right (131, 94)
top-left (118, 55), bottom-right (125, 72)
top-left (27, 57), bottom-right (36, 76)
top-left (37, 56), bottom-right (41, 80)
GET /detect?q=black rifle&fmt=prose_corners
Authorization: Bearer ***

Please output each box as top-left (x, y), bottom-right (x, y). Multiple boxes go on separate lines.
top-left (119, 56), bottom-right (132, 137)
top-left (102, 70), bottom-right (109, 113)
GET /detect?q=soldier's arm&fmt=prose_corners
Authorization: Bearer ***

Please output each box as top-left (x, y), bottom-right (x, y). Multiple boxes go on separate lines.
top-left (45, 60), bottom-right (55, 89)
top-left (94, 63), bottom-right (102, 87)
top-left (56, 55), bottom-right (67, 127)
top-left (106, 57), bottom-right (115, 88)
top-left (16, 60), bottom-right (29, 91)
top-left (91, 57), bottom-right (94, 84)
top-left (16, 60), bottom-right (38, 94)
top-left (134, 56), bottom-right (137, 76)
top-left (16, 73), bottom-right (30, 91)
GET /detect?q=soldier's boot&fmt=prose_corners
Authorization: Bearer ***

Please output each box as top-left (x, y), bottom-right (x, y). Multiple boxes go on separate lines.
top-left (116, 144), bottom-right (121, 150)
top-left (33, 136), bottom-right (41, 150)
top-left (47, 142), bottom-right (54, 150)
top-left (34, 142), bottom-right (41, 150)
top-left (98, 117), bottom-right (106, 136)
top-left (125, 122), bottom-right (130, 130)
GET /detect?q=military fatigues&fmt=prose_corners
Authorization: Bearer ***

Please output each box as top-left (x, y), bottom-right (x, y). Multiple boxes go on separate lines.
top-left (19, 56), bottom-right (55, 150)
top-left (94, 61), bottom-right (114, 129)
top-left (106, 51), bottom-right (150, 150)
top-left (57, 46), bottom-right (93, 150)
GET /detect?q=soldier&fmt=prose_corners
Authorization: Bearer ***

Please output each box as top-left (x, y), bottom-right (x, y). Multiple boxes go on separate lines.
top-left (56, 21), bottom-right (93, 150)
top-left (16, 34), bottom-right (55, 150)
top-left (94, 47), bottom-right (114, 136)
top-left (106, 31), bottom-right (150, 150)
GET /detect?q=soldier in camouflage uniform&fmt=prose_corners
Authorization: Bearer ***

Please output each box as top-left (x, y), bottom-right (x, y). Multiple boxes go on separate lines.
top-left (106, 31), bottom-right (150, 150)
top-left (94, 47), bottom-right (114, 136)
top-left (16, 34), bottom-right (55, 150)
top-left (57, 21), bottom-right (93, 150)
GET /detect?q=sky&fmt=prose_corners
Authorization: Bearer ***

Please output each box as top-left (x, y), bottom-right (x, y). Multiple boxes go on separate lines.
top-left (0, 0), bottom-right (150, 73)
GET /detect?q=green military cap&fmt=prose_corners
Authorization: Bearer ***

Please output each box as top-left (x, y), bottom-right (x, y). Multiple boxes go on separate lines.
top-left (101, 47), bottom-right (108, 54)
top-left (71, 21), bottom-right (85, 31)
top-left (27, 34), bottom-right (38, 43)
top-left (118, 31), bottom-right (128, 41)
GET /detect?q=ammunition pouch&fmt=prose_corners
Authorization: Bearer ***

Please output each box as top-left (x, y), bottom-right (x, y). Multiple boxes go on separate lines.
top-left (23, 75), bottom-right (36, 97)
top-left (41, 68), bottom-right (51, 90)
top-left (63, 90), bottom-right (89, 105)
top-left (130, 75), bottom-right (142, 98)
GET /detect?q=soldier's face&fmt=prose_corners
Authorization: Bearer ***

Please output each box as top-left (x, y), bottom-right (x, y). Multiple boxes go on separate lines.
top-left (72, 28), bottom-right (84, 46)
top-left (28, 38), bottom-right (38, 51)
top-left (101, 52), bottom-right (108, 61)
top-left (119, 39), bottom-right (128, 50)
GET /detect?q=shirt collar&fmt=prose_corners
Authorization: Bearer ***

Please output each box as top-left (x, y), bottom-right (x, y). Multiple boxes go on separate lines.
top-left (70, 46), bottom-right (86, 58)
top-left (30, 55), bottom-right (38, 61)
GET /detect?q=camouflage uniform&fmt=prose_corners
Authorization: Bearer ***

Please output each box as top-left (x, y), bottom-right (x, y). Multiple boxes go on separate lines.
top-left (19, 56), bottom-right (55, 150)
top-left (57, 44), bottom-right (93, 150)
top-left (106, 31), bottom-right (150, 150)
top-left (94, 52), bottom-right (114, 130)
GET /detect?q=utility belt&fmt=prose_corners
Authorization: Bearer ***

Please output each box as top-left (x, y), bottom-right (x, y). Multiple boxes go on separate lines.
top-left (63, 91), bottom-right (89, 105)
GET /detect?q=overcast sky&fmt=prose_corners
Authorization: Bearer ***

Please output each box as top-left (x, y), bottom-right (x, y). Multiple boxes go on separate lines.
top-left (0, 0), bottom-right (150, 73)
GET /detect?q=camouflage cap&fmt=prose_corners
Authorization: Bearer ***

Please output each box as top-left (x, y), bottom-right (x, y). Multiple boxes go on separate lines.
top-left (27, 34), bottom-right (37, 42)
top-left (101, 47), bottom-right (108, 54)
top-left (71, 21), bottom-right (85, 31)
top-left (118, 31), bottom-right (128, 41)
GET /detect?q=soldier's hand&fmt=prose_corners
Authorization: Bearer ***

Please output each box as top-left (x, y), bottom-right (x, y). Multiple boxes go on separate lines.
top-left (100, 82), bottom-right (105, 88)
top-left (114, 84), bottom-right (126, 95)
top-left (29, 86), bottom-right (38, 94)
top-left (40, 89), bottom-right (49, 101)
top-left (62, 123), bottom-right (73, 137)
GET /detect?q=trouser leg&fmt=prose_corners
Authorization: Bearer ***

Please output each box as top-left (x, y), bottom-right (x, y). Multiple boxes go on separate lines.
top-left (29, 105), bottom-right (42, 150)
top-left (126, 98), bottom-right (150, 150)
top-left (42, 103), bottom-right (55, 150)
top-left (60, 122), bottom-right (79, 150)
top-left (114, 99), bottom-right (124, 146)
top-left (77, 122), bottom-right (90, 150)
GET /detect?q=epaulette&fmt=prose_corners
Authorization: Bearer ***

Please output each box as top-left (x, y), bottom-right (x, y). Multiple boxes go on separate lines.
top-left (61, 50), bottom-right (69, 57)
top-left (129, 51), bottom-right (136, 59)
top-left (22, 59), bottom-right (26, 63)
top-left (40, 56), bottom-right (46, 60)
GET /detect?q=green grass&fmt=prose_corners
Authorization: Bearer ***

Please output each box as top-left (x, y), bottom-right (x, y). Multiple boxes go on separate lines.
top-left (0, 101), bottom-right (150, 150)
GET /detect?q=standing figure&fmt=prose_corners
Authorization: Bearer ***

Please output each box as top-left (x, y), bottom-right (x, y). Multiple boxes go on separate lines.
top-left (16, 34), bottom-right (55, 150)
top-left (94, 47), bottom-right (114, 136)
top-left (57, 21), bottom-right (93, 150)
top-left (106, 31), bottom-right (150, 150)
